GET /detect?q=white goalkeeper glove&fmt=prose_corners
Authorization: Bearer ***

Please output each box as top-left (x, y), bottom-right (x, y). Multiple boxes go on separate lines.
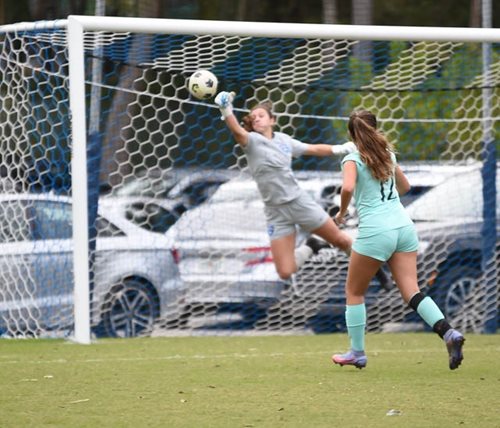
top-left (214, 91), bottom-right (234, 119)
top-left (331, 141), bottom-right (357, 155)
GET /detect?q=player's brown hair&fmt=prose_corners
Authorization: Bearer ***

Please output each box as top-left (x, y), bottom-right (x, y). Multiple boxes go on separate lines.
top-left (240, 101), bottom-right (275, 132)
top-left (251, 101), bottom-right (274, 118)
top-left (348, 110), bottom-right (395, 182)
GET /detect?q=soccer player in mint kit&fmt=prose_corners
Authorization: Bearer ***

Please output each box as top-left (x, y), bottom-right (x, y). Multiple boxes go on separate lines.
top-left (332, 109), bottom-right (465, 370)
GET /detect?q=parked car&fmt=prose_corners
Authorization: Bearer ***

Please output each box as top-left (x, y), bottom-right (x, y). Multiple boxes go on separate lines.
top-left (165, 177), bottom-right (283, 325)
top-left (166, 173), bottom-right (374, 328)
top-left (402, 165), bottom-right (499, 332)
top-left (307, 164), bottom-right (499, 333)
top-left (167, 163), bottom-right (493, 332)
top-left (0, 193), bottom-right (184, 338)
top-left (101, 168), bottom-right (239, 233)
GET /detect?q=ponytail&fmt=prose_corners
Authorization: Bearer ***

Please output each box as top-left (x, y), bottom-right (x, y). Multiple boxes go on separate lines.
top-left (348, 110), bottom-right (395, 181)
top-left (240, 114), bottom-right (253, 131)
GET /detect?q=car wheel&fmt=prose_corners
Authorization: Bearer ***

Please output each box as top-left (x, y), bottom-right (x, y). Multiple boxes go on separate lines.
top-left (101, 279), bottom-right (160, 338)
top-left (432, 265), bottom-right (484, 333)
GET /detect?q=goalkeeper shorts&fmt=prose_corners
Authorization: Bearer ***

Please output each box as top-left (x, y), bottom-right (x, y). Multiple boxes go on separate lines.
top-left (264, 192), bottom-right (329, 240)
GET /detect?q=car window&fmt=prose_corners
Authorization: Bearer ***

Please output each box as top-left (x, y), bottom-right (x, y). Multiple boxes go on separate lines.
top-left (31, 200), bottom-right (73, 240)
top-left (406, 170), bottom-right (499, 221)
top-left (180, 182), bottom-right (226, 207)
top-left (112, 173), bottom-right (178, 198)
top-left (95, 216), bottom-right (126, 237)
top-left (125, 202), bottom-right (179, 234)
top-left (399, 185), bottom-right (432, 207)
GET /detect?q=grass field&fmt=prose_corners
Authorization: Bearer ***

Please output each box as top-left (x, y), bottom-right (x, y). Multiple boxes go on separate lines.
top-left (1, 333), bottom-right (499, 427)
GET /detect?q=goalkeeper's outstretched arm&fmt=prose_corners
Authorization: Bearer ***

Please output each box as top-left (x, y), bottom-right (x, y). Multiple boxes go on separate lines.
top-left (214, 91), bottom-right (355, 154)
top-left (304, 141), bottom-right (356, 157)
top-left (215, 91), bottom-right (249, 147)
top-left (224, 114), bottom-right (248, 147)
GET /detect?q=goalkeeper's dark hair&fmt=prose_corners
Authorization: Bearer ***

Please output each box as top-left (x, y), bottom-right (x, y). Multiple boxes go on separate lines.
top-left (348, 110), bottom-right (395, 182)
top-left (251, 101), bottom-right (274, 118)
top-left (241, 101), bottom-right (275, 132)
top-left (240, 115), bottom-right (253, 131)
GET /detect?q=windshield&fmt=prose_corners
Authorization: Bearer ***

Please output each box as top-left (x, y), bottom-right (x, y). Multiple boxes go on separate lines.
top-left (112, 173), bottom-right (178, 198)
top-left (406, 170), bottom-right (499, 221)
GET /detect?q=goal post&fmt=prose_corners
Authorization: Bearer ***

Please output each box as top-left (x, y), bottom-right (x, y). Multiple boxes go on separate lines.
top-left (0, 16), bottom-right (498, 343)
top-left (68, 17), bottom-right (91, 344)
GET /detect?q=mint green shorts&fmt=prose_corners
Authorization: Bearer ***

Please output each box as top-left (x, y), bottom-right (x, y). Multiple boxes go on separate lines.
top-left (352, 225), bottom-right (419, 262)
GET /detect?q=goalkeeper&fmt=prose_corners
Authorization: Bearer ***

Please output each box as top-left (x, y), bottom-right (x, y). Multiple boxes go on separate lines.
top-left (214, 91), bottom-right (390, 288)
top-left (332, 109), bottom-right (465, 370)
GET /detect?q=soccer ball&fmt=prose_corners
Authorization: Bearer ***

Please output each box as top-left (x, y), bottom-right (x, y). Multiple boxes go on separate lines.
top-left (188, 69), bottom-right (218, 100)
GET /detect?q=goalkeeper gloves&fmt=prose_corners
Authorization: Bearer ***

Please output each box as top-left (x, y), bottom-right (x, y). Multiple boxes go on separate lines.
top-left (331, 141), bottom-right (357, 155)
top-left (214, 91), bottom-right (234, 119)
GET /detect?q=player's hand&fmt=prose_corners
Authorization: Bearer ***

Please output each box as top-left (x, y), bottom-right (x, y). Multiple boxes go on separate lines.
top-left (334, 212), bottom-right (346, 226)
top-left (215, 91), bottom-right (234, 119)
top-left (215, 91), bottom-right (234, 108)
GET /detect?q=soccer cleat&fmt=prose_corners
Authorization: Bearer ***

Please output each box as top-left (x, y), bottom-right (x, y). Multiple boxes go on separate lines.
top-left (331, 350), bottom-right (367, 369)
top-left (444, 329), bottom-right (465, 370)
top-left (305, 236), bottom-right (331, 255)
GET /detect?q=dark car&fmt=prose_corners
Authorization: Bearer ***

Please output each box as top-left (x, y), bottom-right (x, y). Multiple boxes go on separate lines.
top-left (400, 166), bottom-right (499, 333)
top-left (295, 165), bottom-right (499, 333)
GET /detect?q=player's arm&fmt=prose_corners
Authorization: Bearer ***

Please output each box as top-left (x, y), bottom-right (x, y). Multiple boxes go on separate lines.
top-left (303, 141), bottom-right (356, 157)
top-left (224, 114), bottom-right (249, 147)
top-left (215, 92), bottom-right (249, 147)
top-left (395, 165), bottom-right (411, 196)
top-left (335, 160), bottom-right (356, 225)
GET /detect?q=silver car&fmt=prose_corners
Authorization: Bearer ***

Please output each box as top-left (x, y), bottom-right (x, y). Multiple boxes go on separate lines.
top-left (167, 179), bottom-right (283, 323)
top-left (0, 193), bottom-right (184, 338)
top-left (166, 175), bottom-right (349, 326)
top-left (101, 168), bottom-right (239, 233)
top-left (167, 164), bottom-right (483, 330)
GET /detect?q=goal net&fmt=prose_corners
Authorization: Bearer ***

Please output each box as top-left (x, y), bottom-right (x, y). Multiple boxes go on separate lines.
top-left (0, 17), bottom-right (498, 342)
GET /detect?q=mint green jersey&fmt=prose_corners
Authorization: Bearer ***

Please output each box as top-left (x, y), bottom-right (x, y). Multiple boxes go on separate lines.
top-left (341, 151), bottom-right (413, 238)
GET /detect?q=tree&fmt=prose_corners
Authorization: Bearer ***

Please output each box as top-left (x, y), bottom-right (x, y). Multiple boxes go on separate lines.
top-left (352, 0), bottom-right (373, 62)
top-left (322, 0), bottom-right (338, 24)
top-left (352, 0), bottom-right (372, 25)
top-left (469, 0), bottom-right (481, 27)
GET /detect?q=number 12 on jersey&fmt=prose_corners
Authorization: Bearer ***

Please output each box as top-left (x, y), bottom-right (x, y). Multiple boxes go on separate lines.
top-left (380, 177), bottom-right (397, 202)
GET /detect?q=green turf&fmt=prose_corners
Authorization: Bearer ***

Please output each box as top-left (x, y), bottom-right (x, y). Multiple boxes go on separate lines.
top-left (0, 333), bottom-right (498, 427)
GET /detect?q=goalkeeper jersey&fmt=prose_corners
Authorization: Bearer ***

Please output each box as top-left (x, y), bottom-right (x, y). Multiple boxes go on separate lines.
top-left (243, 131), bottom-right (309, 206)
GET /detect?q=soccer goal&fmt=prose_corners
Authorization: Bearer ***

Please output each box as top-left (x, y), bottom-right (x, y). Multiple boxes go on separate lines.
top-left (0, 16), bottom-right (498, 343)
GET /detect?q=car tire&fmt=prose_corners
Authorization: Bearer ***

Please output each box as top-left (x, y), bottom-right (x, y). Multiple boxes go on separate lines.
top-left (100, 279), bottom-right (160, 338)
top-left (431, 265), bottom-right (483, 332)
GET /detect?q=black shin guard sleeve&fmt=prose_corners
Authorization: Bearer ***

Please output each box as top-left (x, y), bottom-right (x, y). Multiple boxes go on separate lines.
top-left (432, 319), bottom-right (452, 339)
top-left (408, 292), bottom-right (426, 311)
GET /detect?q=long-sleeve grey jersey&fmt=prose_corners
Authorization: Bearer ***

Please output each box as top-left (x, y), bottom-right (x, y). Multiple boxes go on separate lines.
top-left (243, 131), bottom-right (307, 206)
top-left (243, 132), bottom-right (356, 206)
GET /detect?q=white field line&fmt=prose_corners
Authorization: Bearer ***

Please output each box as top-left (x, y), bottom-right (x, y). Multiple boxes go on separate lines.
top-left (0, 347), bottom-right (496, 365)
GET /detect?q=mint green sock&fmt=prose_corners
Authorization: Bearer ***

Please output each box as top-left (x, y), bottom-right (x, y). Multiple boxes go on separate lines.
top-left (346, 303), bottom-right (366, 352)
top-left (416, 296), bottom-right (445, 328)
